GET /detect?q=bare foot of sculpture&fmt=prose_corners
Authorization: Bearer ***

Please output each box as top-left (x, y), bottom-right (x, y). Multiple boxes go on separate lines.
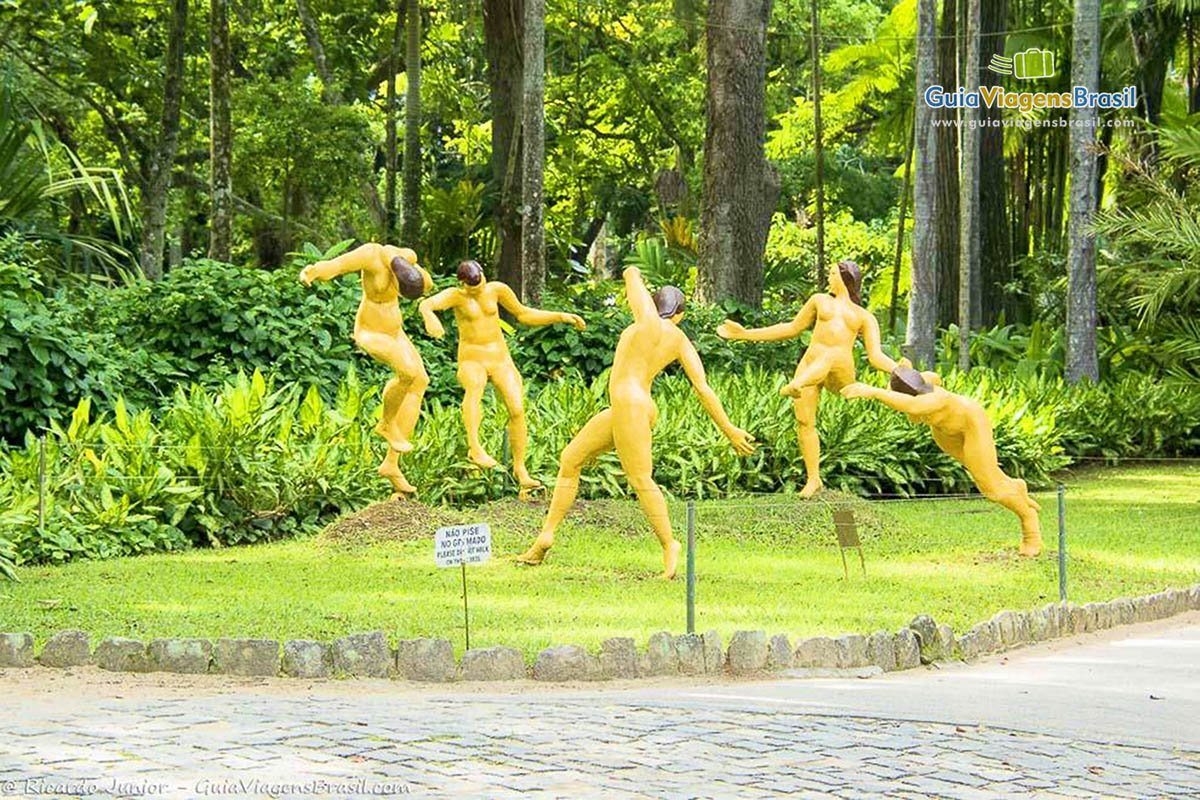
top-left (661, 539), bottom-right (682, 580)
top-left (468, 448), bottom-right (499, 470)
top-left (780, 380), bottom-right (803, 399)
top-left (799, 478), bottom-right (823, 499)
top-left (378, 463), bottom-right (417, 495)
top-left (516, 533), bottom-right (554, 565)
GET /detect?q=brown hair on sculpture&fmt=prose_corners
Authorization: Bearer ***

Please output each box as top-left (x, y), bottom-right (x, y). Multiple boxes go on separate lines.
top-left (653, 285), bottom-right (687, 319)
top-left (838, 260), bottom-right (862, 306)
top-left (391, 256), bottom-right (425, 299)
top-left (457, 260), bottom-right (483, 286)
top-left (890, 365), bottom-right (935, 396)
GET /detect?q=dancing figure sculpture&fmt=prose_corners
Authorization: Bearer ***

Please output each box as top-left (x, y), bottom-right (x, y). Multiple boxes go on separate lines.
top-left (418, 260), bottom-right (585, 496)
top-left (517, 267), bottom-right (755, 579)
top-left (718, 260), bottom-right (904, 498)
top-left (299, 243), bottom-right (432, 496)
top-left (841, 368), bottom-right (1043, 556)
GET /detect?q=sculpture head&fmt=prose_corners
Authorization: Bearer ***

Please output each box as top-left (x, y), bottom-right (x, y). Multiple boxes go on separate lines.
top-left (890, 366), bottom-right (937, 396)
top-left (457, 259), bottom-right (485, 293)
top-left (653, 285), bottom-right (686, 323)
top-left (828, 260), bottom-right (862, 305)
top-left (391, 250), bottom-right (428, 299)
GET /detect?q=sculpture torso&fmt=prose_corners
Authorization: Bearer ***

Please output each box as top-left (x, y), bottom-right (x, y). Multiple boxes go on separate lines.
top-left (808, 294), bottom-right (864, 358)
top-left (451, 284), bottom-right (512, 362)
top-left (609, 317), bottom-right (681, 408)
top-left (353, 245), bottom-right (410, 339)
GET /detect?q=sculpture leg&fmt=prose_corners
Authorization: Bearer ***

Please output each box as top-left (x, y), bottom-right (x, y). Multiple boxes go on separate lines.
top-left (516, 409), bottom-right (613, 565)
top-left (378, 446), bottom-right (417, 496)
top-left (793, 386), bottom-right (824, 498)
top-left (356, 331), bottom-right (420, 453)
top-left (391, 335), bottom-right (429, 444)
top-left (612, 404), bottom-right (680, 580)
top-left (458, 361), bottom-right (498, 470)
top-left (959, 428), bottom-right (1042, 556)
top-left (491, 361), bottom-right (540, 491)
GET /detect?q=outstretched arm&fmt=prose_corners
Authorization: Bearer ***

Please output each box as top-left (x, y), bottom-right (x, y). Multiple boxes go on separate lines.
top-left (495, 284), bottom-right (585, 330)
top-left (678, 337), bottom-right (756, 455)
top-left (418, 288), bottom-right (460, 339)
top-left (841, 383), bottom-right (944, 416)
top-left (623, 267), bottom-right (659, 324)
top-left (299, 242), bottom-right (382, 285)
top-left (718, 296), bottom-right (818, 342)
top-left (859, 311), bottom-right (906, 373)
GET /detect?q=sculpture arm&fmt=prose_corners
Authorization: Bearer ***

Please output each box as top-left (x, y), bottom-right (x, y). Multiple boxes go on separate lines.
top-left (418, 288), bottom-right (459, 338)
top-left (678, 337), bottom-right (756, 455)
top-left (299, 242), bottom-right (381, 285)
top-left (623, 267), bottom-right (659, 323)
top-left (859, 311), bottom-right (904, 373)
top-left (841, 384), bottom-right (944, 416)
top-left (495, 284), bottom-right (586, 329)
top-left (718, 297), bottom-right (816, 342)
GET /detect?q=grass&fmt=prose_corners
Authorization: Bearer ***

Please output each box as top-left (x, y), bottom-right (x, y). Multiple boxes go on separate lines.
top-left (2, 464), bottom-right (1198, 660)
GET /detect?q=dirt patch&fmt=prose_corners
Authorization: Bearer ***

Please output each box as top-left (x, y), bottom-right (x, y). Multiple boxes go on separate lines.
top-left (319, 498), bottom-right (466, 546)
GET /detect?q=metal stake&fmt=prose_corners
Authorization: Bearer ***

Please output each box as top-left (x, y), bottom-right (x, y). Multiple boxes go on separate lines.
top-left (1057, 484), bottom-right (1067, 602)
top-left (686, 501), bottom-right (696, 634)
top-left (461, 560), bottom-right (471, 651)
top-left (38, 434), bottom-right (46, 534)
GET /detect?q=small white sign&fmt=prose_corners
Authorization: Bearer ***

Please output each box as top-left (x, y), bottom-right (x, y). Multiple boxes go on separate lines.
top-left (434, 524), bottom-right (492, 567)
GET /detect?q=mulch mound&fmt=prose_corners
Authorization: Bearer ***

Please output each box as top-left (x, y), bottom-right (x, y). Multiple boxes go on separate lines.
top-left (319, 498), bottom-right (466, 546)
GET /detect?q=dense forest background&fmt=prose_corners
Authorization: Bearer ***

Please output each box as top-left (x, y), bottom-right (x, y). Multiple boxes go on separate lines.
top-left (2, 0), bottom-right (1200, 571)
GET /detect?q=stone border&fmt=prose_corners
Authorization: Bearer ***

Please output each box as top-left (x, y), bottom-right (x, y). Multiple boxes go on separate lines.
top-left (1, 585), bottom-right (1197, 683)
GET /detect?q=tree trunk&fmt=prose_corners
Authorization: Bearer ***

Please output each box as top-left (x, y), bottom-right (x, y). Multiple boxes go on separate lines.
top-left (483, 0), bottom-right (524, 294)
top-left (385, 1), bottom-right (405, 240)
top-left (401, 0), bottom-right (422, 246)
top-left (1190, 13), bottom-right (1198, 115)
top-left (1066, 0), bottom-right (1100, 383)
top-left (697, 0), bottom-right (780, 308)
top-left (520, 0), bottom-right (545, 303)
top-left (907, 0), bottom-right (939, 367)
top-left (208, 0), bottom-right (234, 263)
top-left (978, 0), bottom-right (1007, 325)
top-left (958, 0), bottom-right (980, 371)
top-left (810, 0), bottom-right (826, 288)
top-left (934, 0), bottom-right (960, 328)
top-left (139, 0), bottom-right (189, 281)
top-left (890, 116), bottom-right (916, 334)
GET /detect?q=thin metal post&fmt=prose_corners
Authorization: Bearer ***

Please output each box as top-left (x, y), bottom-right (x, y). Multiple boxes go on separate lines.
top-left (38, 435), bottom-right (46, 534)
top-left (461, 560), bottom-right (470, 651)
top-left (686, 501), bottom-right (696, 634)
top-left (1057, 484), bottom-right (1067, 602)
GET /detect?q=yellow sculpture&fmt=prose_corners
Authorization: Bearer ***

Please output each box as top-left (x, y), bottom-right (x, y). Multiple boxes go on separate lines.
top-left (718, 260), bottom-right (904, 498)
top-left (299, 243), bottom-right (432, 496)
top-left (841, 368), bottom-right (1043, 556)
top-left (517, 267), bottom-right (756, 579)
top-left (418, 260), bottom-right (585, 496)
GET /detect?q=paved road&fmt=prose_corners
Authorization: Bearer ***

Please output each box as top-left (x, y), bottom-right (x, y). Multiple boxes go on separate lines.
top-left (1, 615), bottom-right (1197, 799)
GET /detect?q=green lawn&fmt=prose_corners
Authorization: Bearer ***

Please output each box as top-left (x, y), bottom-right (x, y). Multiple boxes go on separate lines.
top-left (3, 465), bottom-right (1198, 660)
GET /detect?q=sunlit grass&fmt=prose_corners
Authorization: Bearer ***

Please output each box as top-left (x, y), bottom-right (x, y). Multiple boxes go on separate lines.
top-left (2, 465), bottom-right (1197, 659)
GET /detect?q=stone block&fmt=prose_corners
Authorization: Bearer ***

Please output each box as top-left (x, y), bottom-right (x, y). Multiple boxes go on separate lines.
top-left (835, 634), bottom-right (870, 668)
top-left (282, 640), bottom-right (331, 678)
top-left (0, 633), bottom-right (34, 668)
top-left (38, 630), bottom-right (89, 668)
top-left (867, 630), bottom-right (896, 672)
top-left (460, 646), bottom-right (525, 682)
top-left (94, 637), bottom-right (153, 673)
top-left (793, 637), bottom-right (838, 669)
top-left (935, 624), bottom-right (955, 657)
top-left (702, 630), bottom-right (723, 673)
top-left (991, 611), bottom-right (1018, 647)
top-left (766, 634), bottom-right (792, 670)
top-left (396, 638), bottom-right (455, 682)
top-left (600, 637), bottom-right (639, 679)
top-left (533, 645), bottom-right (602, 682)
top-left (640, 632), bottom-right (677, 677)
top-left (726, 631), bottom-right (768, 674)
top-left (213, 639), bottom-right (279, 677)
top-left (894, 629), bottom-right (920, 670)
top-left (674, 634), bottom-right (705, 676)
top-left (331, 632), bottom-right (391, 678)
top-left (148, 639), bottom-right (212, 674)
top-left (908, 615), bottom-right (941, 663)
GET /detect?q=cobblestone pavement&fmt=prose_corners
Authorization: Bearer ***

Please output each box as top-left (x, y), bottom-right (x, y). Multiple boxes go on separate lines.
top-left (2, 619), bottom-right (1198, 798)
top-left (2, 689), bottom-right (1198, 798)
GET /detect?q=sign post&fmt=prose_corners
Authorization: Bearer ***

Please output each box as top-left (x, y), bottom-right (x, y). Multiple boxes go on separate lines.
top-left (435, 523), bottom-right (492, 651)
